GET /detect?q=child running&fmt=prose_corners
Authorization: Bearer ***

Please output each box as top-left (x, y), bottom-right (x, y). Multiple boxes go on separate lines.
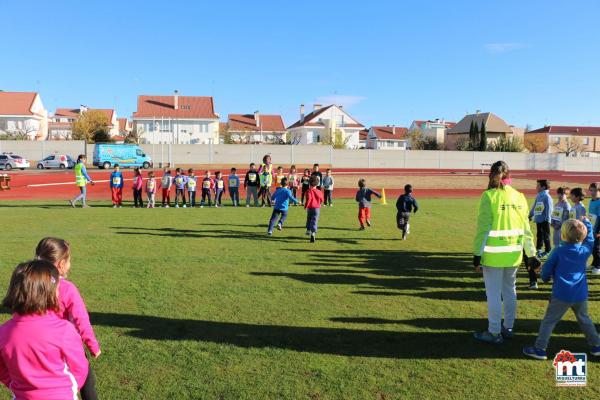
top-left (35, 237), bottom-right (100, 400)
top-left (529, 179), bottom-right (553, 258)
top-left (228, 167), bottom-right (240, 207)
top-left (109, 164), bottom-right (123, 208)
top-left (146, 171), bottom-right (156, 208)
top-left (288, 165), bottom-right (300, 204)
top-left (244, 163), bottom-right (260, 207)
top-left (173, 168), bottom-right (187, 208)
top-left (214, 171), bottom-right (225, 207)
top-left (523, 218), bottom-right (600, 360)
top-left (355, 179), bottom-right (382, 230)
top-left (161, 168), bottom-right (173, 208)
top-left (132, 167), bottom-right (144, 208)
top-left (588, 183), bottom-right (600, 275)
top-left (305, 175), bottom-right (324, 243)
top-left (201, 170), bottom-right (214, 208)
top-left (267, 177), bottom-right (299, 235)
top-left (186, 169), bottom-right (198, 208)
top-left (300, 168), bottom-right (311, 205)
top-left (396, 184), bottom-right (419, 240)
top-left (322, 168), bottom-right (334, 207)
top-left (0, 260), bottom-right (90, 400)
top-left (551, 187), bottom-right (571, 247)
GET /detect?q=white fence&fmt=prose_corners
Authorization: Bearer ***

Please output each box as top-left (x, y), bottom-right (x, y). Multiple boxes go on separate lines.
top-left (0, 140), bottom-right (598, 172)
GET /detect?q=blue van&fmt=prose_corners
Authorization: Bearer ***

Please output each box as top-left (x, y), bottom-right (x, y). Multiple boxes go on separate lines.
top-left (93, 144), bottom-right (153, 169)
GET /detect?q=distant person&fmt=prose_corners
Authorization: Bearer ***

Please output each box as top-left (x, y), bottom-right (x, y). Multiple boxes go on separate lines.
top-left (322, 168), bottom-right (335, 207)
top-left (355, 179), bottom-right (381, 230)
top-left (529, 179), bottom-right (553, 259)
top-left (396, 184), bottom-right (419, 240)
top-left (186, 169), bottom-right (198, 208)
top-left (146, 171), bottom-right (156, 208)
top-left (569, 188), bottom-right (586, 220)
top-left (523, 217), bottom-right (600, 360)
top-left (258, 168), bottom-right (273, 207)
top-left (310, 163), bottom-right (323, 190)
top-left (473, 161), bottom-right (538, 345)
top-left (257, 154), bottom-right (273, 176)
top-left (244, 163), bottom-right (260, 207)
top-left (201, 170), bottom-right (214, 208)
top-left (214, 171), bottom-right (225, 207)
top-left (274, 166), bottom-right (286, 187)
top-left (228, 167), bottom-right (240, 207)
top-left (588, 183), bottom-right (600, 275)
top-left (267, 177), bottom-right (298, 235)
top-left (300, 168), bottom-right (311, 205)
top-left (109, 163), bottom-right (123, 208)
top-left (288, 165), bottom-right (300, 203)
top-left (0, 260), bottom-right (89, 400)
top-left (161, 168), bottom-right (173, 208)
top-left (173, 168), bottom-right (187, 208)
top-left (551, 187), bottom-right (571, 247)
top-left (35, 237), bottom-right (101, 400)
top-left (304, 175), bottom-right (324, 243)
top-left (69, 154), bottom-right (94, 208)
top-left (132, 167), bottom-right (144, 208)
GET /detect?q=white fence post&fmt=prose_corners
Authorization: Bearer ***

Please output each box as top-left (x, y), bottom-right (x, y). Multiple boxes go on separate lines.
top-left (290, 145), bottom-right (294, 165)
top-left (368, 149), bottom-right (371, 168)
top-left (329, 146), bottom-right (333, 165)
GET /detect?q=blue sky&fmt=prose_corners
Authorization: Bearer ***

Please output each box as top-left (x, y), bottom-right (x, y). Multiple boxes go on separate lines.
top-left (2, 0), bottom-right (599, 129)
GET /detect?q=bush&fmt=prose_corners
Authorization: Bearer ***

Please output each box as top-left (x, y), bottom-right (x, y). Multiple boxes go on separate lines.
top-left (488, 136), bottom-right (524, 152)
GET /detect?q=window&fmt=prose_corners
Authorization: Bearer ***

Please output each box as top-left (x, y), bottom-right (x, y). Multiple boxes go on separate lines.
top-left (552, 136), bottom-right (560, 144)
top-left (45, 156), bottom-right (55, 161)
top-left (0, 156), bottom-right (7, 160)
top-left (583, 137), bottom-right (590, 145)
top-left (136, 149), bottom-right (143, 156)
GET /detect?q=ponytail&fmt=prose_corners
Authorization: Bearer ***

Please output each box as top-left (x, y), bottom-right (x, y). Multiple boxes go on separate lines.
top-left (487, 161), bottom-right (509, 190)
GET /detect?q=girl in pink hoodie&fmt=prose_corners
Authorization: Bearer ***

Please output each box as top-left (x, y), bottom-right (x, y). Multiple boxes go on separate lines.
top-left (0, 259), bottom-right (89, 400)
top-left (35, 237), bottom-right (100, 400)
top-left (132, 167), bottom-right (144, 208)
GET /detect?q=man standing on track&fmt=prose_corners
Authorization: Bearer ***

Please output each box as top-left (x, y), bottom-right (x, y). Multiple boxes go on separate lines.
top-left (69, 154), bottom-right (94, 208)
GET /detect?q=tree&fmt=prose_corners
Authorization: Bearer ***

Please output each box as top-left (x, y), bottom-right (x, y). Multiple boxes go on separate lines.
top-left (524, 134), bottom-right (548, 153)
top-left (124, 127), bottom-right (140, 144)
top-left (407, 128), bottom-right (440, 150)
top-left (72, 110), bottom-right (111, 143)
top-left (470, 121), bottom-right (480, 150)
top-left (455, 137), bottom-right (472, 151)
top-left (93, 130), bottom-right (112, 143)
top-left (479, 121), bottom-right (487, 151)
top-left (468, 120), bottom-right (476, 148)
top-left (553, 137), bottom-right (586, 156)
top-left (323, 128), bottom-right (351, 149)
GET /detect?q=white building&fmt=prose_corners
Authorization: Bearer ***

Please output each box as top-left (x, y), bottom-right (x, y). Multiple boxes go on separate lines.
top-left (409, 119), bottom-right (456, 145)
top-left (366, 126), bottom-right (410, 150)
top-left (287, 104), bottom-right (364, 149)
top-left (0, 92), bottom-right (48, 140)
top-left (48, 106), bottom-right (119, 140)
top-left (132, 91), bottom-right (220, 144)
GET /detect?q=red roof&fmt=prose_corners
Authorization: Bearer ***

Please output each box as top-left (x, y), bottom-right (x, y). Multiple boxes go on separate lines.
top-left (118, 118), bottom-right (129, 133)
top-left (359, 129), bottom-right (368, 140)
top-left (0, 92), bottom-right (37, 115)
top-left (228, 113), bottom-right (286, 132)
top-left (133, 95), bottom-right (218, 119)
top-left (287, 105), bottom-right (334, 129)
top-left (527, 125), bottom-right (600, 137)
top-left (370, 126), bottom-right (408, 140)
top-left (55, 107), bottom-right (115, 126)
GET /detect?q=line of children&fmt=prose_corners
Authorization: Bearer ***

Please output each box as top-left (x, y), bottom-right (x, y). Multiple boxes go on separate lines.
top-left (355, 178), bottom-right (381, 230)
top-left (267, 177), bottom-right (299, 235)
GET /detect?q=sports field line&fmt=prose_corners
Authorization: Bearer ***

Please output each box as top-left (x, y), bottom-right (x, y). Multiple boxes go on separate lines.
top-left (27, 179), bottom-right (133, 188)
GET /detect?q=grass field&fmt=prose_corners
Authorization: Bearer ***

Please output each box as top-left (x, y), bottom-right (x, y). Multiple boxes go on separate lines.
top-left (1, 199), bottom-right (600, 399)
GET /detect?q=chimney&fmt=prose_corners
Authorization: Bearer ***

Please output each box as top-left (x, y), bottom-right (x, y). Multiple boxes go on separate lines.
top-left (475, 109), bottom-right (480, 114)
top-left (313, 103), bottom-right (322, 111)
top-left (392, 125), bottom-right (396, 135)
top-left (254, 110), bottom-right (260, 127)
top-left (80, 105), bottom-right (88, 113)
top-left (174, 90), bottom-right (179, 110)
top-left (300, 104), bottom-right (305, 121)
top-left (339, 105), bottom-right (343, 110)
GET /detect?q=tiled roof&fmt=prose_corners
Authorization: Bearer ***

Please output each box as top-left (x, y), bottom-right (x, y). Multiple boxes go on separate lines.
top-left (133, 95), bottom-right (218, 119)
top-left (228, 113), bottom-right (286, 132)
top-left (0, 92), bottom-right (37, 115)
top-left (447, 112), bottom-right (512, 135)
top-left (370, 126), bottom-right (408, 140)
top-left (54, 108), bottom-right (115, 127)
top-left (287, 105), bottom-right (334, 129)
top-left (527, 126), bottom-right (600, 137)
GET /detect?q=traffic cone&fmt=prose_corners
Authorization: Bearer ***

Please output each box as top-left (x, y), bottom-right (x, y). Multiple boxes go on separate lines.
top-left (381, 188), bottom-right (387, 205)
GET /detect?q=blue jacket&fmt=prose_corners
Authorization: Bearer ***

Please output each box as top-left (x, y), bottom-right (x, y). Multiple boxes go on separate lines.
top-left (541, 219), bottom-right (594, 303)
top-left (589, 198), bottom-right (600, 233)
top-left (271, 187), bottom-right (298, 211)
top-left (109, 171), bottom-right (124, 189)
top-left (529, 190), bottom-right (553, 223)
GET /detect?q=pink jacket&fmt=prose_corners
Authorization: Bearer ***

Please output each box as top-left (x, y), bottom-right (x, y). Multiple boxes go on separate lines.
top-left (58, 278), bottom-right (100, 356)
top-left (132, 175), bottom-right (143, 190)
top-left (0, 312), bottom-right (88, 400)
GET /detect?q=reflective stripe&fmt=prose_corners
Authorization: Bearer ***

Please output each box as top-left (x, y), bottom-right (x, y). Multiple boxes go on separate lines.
top-left (488, 229), bottom-right (524, 237)
top-left (484, 244), bottom-right (523, 253)
top-left (63, 362), bottom-right (78, 400)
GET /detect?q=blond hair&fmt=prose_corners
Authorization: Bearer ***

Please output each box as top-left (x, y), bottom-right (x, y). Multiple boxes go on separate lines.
top-left (561, 219), bottom-right (587, 243)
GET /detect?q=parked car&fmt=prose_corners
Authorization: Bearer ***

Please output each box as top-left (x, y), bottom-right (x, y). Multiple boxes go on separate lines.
top-left (0, 154), bottom-right (30, 170)
top-left (93, 144), bottom-right (153, 169)
top-left (36, 154), bottom-right (75, 169)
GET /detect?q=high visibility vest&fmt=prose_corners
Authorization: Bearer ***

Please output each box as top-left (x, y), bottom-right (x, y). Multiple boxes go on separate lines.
top-left (473, 185), bottom-right (536, 267)
top-left (74, 163), bottom-right (86, 187)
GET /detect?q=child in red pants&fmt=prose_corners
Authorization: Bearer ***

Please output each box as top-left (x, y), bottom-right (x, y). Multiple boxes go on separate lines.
top-left (355, 178), bottom-right (381, 230)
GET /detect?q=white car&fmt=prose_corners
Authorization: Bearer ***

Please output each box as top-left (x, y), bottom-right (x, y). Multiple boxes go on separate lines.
top-left (37, 154), bottom-right (75, 169)
top-left (0, 154), bottom-right (30, 170)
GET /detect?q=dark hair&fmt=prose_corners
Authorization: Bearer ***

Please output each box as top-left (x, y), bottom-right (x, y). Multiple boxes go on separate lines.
top-left (590, 182), bottom-right (598, 190)
top-left (3, 259), bottom-right (60, 315)
top-left (262, 155), bottom-right (271, 164)
top-left (304, 168), bottom-right (310, 173)
top-left (571, 187), bottom-right (585, 201)
top-left (326, 168), bottom-right (331, 172)
top-left (148, 171), bottom-right (154, 178)
top-left (487, 161), bottom-right (510, 190)
top-left (114, 164), bottom-right (120, 168)
top-left (281, 177), bottom-right (288, 187)
top-left (250, 163), bottom-right (255, 167)
top-left (77, 154), bottom-right (86, 162)
top-left (313, 163), bottom-right (319, 168)
top-left (216, 171), bottom-right (222, 176)
top-left (309, 176), bottom-right (320, 187)
top-left (537, 179), bottom-right (550, 190)
top-left (404, 184), bottom-right (413, 194)
top-left (134, 167), bottom-right (141, 177)
top-left (176, 168), bottom-right (181, 173)
top-left (277, 166), bottom-right (283, 170)
top-left (290, 164), bottom-right (296, 170)
top-left (231, 167), bottom-right (237, 172)
top-left (557, 186), bottom-right (570, 195)
top-left (35, 237), bottom-right (71, 265)
top-left (358, 178), bottom-right (366, 188)
top-left (188, 168), bottom-right (194, 174)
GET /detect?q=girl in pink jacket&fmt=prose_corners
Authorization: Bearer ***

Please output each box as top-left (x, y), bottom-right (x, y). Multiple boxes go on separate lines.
top-left (0, 259), bottom-right (89, 400)
top-left (35, 237), bottom-right (100, 400)
top-left (132, 167), bottom-right (144, 208)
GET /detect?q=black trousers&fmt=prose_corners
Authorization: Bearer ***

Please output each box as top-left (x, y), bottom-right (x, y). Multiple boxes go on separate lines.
top-left (80, 364), bottom-right (97, 400)
top-left (324, 189), bottom-right (333, 205)
top-left (593, 237), bottom-right (600, 267)
top-left (133, 189), bottom-right (143, 208)
top-left (536, 221), bottom-right (551, 253)
top-left (201, 189), bottom-right (212, 206)
top-left (522, 253), bottom-right (538, 284)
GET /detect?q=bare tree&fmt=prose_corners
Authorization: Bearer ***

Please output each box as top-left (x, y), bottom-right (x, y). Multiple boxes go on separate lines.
top-left (553, 137), bottom-right (586, 156)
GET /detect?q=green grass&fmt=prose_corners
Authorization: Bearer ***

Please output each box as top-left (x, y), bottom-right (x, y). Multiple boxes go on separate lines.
top-left (0, 199), bottom-right (599, 399)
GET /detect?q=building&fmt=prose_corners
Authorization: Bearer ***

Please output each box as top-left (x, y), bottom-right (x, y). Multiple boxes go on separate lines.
top-left (0, 91), bottom-right (48, 140)
top-left (365, 125), bottom-right (409, 150)
top-left (225, 111), bottom-right (286, 144)
top-left (409, 119), bottom-right (456, 146)
top-left (287, 104), bottom-right (364, 149)
top-left (132, 91), bottom-right (219, 144)
top-left (359, 129), bottom-right (368, 148)
top-left (48, 106), bottom-right (119, 140)
top-left (524, 126), bottom-right (600, 154)
top-left (445, 111), bottom-right (522, 150)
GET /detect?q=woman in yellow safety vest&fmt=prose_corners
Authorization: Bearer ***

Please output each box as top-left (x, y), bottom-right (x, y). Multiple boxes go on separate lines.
top-left (69, 154), bottom-right (94, 208)
top-left (473, 161), bottom-right (539, 344)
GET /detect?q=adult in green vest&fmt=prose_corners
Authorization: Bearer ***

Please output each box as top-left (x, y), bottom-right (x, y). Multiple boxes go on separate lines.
top-left (473, 161), bottom-right (540, 344)
top-left (69, 154), bottom-right (94, 208)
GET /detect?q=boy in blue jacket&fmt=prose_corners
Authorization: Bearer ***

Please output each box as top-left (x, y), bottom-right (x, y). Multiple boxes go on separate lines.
top-left (109, 164), bottom-right (124, 208)
top-left (529, 179), bottom-right (553, 258)
top-left (588, 182), bottom-right (600, 275)
top-left (523, 217), bottom-right (600, 360)
top-left (267, 177), bottom-right (298, 235)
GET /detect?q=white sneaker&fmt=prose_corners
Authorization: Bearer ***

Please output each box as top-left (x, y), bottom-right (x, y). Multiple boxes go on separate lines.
top-left (165, 205), bottom-right (170, 208)
top-left (592, 268), bottom-right (600, 275)
top-left (183, 204), bottom-right (187, 208)
top-left (246, 204), bottom-right (250, 208)
top-left (175, 205), bottom-right (179, 208)
top-left (113, 205), bottom-right (117, 208)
